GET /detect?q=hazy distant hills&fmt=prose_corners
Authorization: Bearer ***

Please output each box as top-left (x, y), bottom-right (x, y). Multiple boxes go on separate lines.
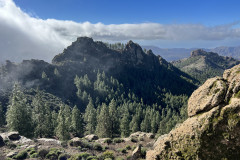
top-left (210, 46), bottom-right (240, 59)
top-left (172, 49), bottom-right (240, 83)
top-left (143, 45), bottom-right (240, 61)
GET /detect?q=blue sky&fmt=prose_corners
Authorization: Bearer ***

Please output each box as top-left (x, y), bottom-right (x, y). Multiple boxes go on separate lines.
top-left (13, 0), bottom-right (240, 25)
top-left (0, 0), bottom-right (240, 62)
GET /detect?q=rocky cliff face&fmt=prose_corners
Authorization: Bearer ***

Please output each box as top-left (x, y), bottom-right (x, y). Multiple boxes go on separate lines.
top-left (52, 37), bottom-right (163, 69)
top-left (147, 64), bottom-right (240, 160)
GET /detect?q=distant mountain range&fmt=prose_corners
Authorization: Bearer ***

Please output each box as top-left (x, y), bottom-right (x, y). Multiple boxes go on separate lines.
top-left (172, 49), bottom-right (240, 83)
top-left (143, 45), bottom-right (240, 61)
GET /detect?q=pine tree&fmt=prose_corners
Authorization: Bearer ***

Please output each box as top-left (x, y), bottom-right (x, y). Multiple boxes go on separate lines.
top-left (130, 115), bottom-right (140, 133)
top-left (120, 107), bottom-right (130, 137)
top-left (71, 106), bottom-right (84, 137)
top-left (6, 83), bottom-right (33, 137)
top-left (141, 109), bottom-right (151, 132)
top-left (0, 102), bottom-right (5, 127)
top-left (109, 99), bottom-right (120, 138)
top-left (56, 105), bottom-right (70, 141)
top-left (52, 111), bottom-right (58, 133)
top-left (32, 91), bottom-right (54, 137)
top-left (96, 103), bottom-right (110, 138)
top-left (151, 112), bottom-right (160, 133)
top-left (63, 105), bottom-right (72, 129)
top-left (84, 98), bottom-right (97, 134)
top-left (44, 103), bottom-right (54, 137)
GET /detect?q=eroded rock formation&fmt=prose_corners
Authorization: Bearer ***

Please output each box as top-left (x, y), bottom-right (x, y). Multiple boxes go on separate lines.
top-left (147, 64), bottom-right (240, 160)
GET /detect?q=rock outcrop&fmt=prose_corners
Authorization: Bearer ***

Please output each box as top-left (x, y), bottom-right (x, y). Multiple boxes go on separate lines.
top-left (188, 77), bottom-right (227, 117)
top-left (132, 144), bottom-right (142, 160)
top-left (69, 137), bottom-right (82, 147)
top-left (84, 134), bottom-right (99, 141)
top-left (147, 64), bottom-right (240, 160)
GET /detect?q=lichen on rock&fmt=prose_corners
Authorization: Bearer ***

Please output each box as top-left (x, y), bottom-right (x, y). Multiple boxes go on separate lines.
top-left (147, 64), bottom-right (240, 160)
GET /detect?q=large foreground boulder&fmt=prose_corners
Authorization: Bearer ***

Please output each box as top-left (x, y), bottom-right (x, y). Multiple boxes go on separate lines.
top-left (188, 77), bottom-right (227, 117)
top-left (147, 64), bottom-right (240, 160)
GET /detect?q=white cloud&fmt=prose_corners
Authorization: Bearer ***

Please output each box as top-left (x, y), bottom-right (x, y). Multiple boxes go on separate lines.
top-left (0, 0), bottom-right (240, 62)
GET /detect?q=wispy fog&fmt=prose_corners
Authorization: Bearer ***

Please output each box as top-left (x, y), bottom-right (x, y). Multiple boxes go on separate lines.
top-left (1, 0), bottom-right (240, 63)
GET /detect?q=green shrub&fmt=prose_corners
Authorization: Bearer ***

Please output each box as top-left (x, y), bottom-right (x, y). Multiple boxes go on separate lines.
top-left (81, 140), bottom-right (93, 149)
top-left (104, 138), bottom-right (112, 144)
top-left (16, 145), bottom-right (21, 149)
top-left (125, 145), bottom-right (131, 150)
top-left (121, 148), bottom-right (127, 154)
top-left (70, 152), bottom-right (90, 160)
top-left (30, 153), bottom-right (39, 158)
top-left (61, 141), bottom-right (68, 148)
top-left (6, 141), bottom-right (17, 149)
top-left (13, 150), bottom-right (28, 159)
top-left (46, 148), bottom-right (62, 160)
top-left (87, 156), bottom-right (98, 160)
top-left (79, 152), bottom-right (91, 158)
top-left (46, 152), bottom-right (58, 160)
top-left (235, 90), bottom-right (240, 98)
top-left (116, 157), bottom-right (124, 160)
top-left (81, 148), bottom-right (88, 152)
top-left (130, 137), bottom-right (138, 143)
top-left (38, 149), bottom-right (49, 158)
top-left (104, 146), bottom-right (109, 150)
top-left (26, 147), bottom-right (36, 153)
top-left (101, 151), bottom-right (115, 160)
top-left (117, 148), bottom-right (127, 154)
top-left (28, 148), bottom-right (36, 155)
top-left (113, 138), bottom-right (124, 143)
top-left (58, 153), bottom-right (70, 160)
top-left (93, 143), bottom-right (103, 151)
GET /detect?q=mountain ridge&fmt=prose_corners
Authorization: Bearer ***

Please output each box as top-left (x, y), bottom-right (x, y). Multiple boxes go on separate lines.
top-left (171, 49), bottom-right (240, 83)
top-left (0, 36), bottom-right (197, 112)
top-left (143, 45), bottom-right (240, 61)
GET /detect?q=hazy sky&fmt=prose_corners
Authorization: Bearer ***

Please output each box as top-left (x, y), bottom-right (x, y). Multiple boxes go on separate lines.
top-left (1, 0), bottom-right (240, 62)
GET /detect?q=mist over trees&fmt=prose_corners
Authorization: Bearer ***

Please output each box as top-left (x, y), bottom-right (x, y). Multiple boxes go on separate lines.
top-left (0, 38), bottom-right (196, 141)
top-left (2, 74), bottom-right (188, 140)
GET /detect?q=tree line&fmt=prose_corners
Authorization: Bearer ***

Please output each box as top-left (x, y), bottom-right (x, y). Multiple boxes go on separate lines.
top-left (1, 83), bottom-right (188, 141)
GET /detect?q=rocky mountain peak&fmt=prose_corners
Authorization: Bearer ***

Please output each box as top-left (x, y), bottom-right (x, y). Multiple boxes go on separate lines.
top-left (190, 49), bottom-right (219, 58)
top-left (190, 49), bottom-right (208, 57)
top-left (76, 36), bottom-right (94, 43)
top-left (147, 64), bottom-right (240, 159)
top-left (124, 40), bottom-right (144, 55)
top-left (146, 49), bottom-right (154, 55)
top-left (52, 37), bottom-right (113, 64)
